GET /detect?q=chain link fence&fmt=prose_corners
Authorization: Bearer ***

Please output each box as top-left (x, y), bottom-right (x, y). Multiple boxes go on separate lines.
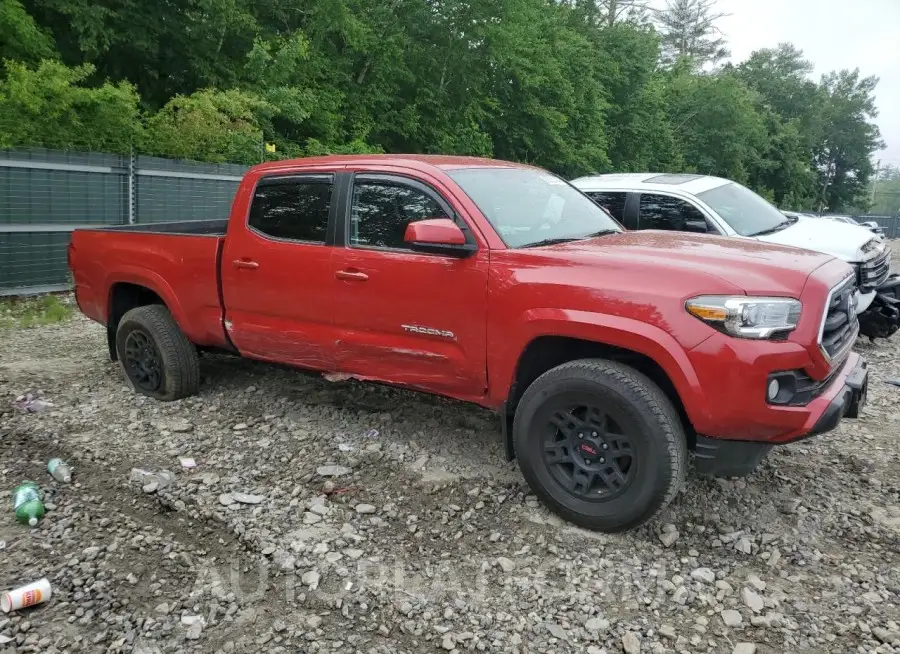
top-left (0, 149), bottom-right (248, 295)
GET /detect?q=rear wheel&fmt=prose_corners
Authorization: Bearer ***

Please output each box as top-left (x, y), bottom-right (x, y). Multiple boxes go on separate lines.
top-left (513, 359), bottom-right (686, 532)
top-left (115, 305), bottom-right (200, 401)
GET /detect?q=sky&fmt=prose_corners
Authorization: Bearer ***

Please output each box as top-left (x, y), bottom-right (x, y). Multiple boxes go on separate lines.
top-left (712, 0), bottom-right (900, 168)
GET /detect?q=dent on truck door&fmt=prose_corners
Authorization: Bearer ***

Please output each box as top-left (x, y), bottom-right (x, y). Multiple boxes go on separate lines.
top-left (220, 174), bottom-right (338, 370)
top-left (329, 174), bottom-right (489, 397)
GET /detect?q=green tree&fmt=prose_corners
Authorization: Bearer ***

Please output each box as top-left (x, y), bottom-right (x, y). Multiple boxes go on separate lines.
top-left (0, 0), bottom-right (55, 63)
top-left (22, 0), bottom-right (259, 106)
top-left (0, 59), bottom-right (141, 152)
top-left (144, 88), bottom-right (272, 164)
top-left (665, 68), bottom-right (766, 183)
top-left (814, 69), bottom-right (884, 211)
top-left (654, 0), bottom-right (729, 69)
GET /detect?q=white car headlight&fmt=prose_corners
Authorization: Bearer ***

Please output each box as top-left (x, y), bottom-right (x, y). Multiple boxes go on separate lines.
top-left (685, 296), bottom-right (802, 339)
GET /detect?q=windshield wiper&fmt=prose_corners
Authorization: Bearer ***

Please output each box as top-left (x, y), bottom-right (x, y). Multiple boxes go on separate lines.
top-left (746, 218), bottom-right (794, 237)
top-left (522, 230), bottom-right (619, 248)
top-left (521, 237), bottom-right (583, 248)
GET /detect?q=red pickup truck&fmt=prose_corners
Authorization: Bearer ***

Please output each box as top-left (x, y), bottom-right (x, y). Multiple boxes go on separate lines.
top-left (69, 155), bottom-right (868, 532)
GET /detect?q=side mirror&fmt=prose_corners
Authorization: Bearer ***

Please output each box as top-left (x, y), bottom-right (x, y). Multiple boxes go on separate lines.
top-left (683, 218), bottom-right (711, 234)
top-left (404, 218), bottom-right (477, 257)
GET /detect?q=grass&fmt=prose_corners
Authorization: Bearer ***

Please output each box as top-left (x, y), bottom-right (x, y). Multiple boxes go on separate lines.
top-left (0, 294), bottom-right (75, 329)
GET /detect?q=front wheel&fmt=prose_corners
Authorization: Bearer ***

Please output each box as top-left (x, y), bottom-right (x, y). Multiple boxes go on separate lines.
top-left (115, 305), bottom-right (200, 401)
top-left (513, 359), bottom-right (687, 532)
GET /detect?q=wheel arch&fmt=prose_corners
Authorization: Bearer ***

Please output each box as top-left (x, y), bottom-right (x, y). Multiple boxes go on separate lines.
top-left (106, 280), bottom-right (172, 360)
top-left (498, 316), bottom-right (708, 460)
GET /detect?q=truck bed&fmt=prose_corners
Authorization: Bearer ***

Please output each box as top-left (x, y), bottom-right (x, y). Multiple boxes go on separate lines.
top-left (69, 222), bottom-right (229, 349)
top-left (83, 219), bottom-right (228, 236)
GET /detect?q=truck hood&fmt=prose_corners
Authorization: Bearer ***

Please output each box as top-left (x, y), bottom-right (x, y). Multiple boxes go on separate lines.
top-left (752, 216), bottom-right (878, 263)
top-left (541, 230), bottom-right (835, 296)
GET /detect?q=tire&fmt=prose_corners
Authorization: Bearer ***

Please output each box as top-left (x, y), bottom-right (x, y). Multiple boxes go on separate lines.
top-left (115, 305), bottom-right (200, 401)
top-left (513, 359), bottom-right (687, 532)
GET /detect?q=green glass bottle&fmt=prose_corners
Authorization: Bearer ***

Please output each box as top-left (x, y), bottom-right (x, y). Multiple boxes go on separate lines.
top-left (13, 481), bottom-right (45, 526)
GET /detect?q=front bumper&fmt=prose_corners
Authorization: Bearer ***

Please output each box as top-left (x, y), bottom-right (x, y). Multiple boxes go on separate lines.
top-left (694, 354), bottom-right (867, 477)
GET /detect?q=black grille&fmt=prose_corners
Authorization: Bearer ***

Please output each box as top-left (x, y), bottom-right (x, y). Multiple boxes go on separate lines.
top-left (820, 278), bottom-right (858, 360)
top-left (858, 249), bottom-right (891, 292)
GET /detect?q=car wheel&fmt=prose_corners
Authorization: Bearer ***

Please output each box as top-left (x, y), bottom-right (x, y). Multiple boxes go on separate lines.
top-left (115, 305), bottom-right (200, 401)
top-left (513, 359), bottom-right (687, 532)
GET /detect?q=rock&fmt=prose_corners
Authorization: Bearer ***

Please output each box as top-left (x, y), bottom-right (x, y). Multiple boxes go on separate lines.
top-left (546, 623), bottom-right (567, 640)
top-left (317, 465), bottom-right (351, 477)
top-left (658, 624), bottom-right (676, 639)
top-left (780, 498), bottom-right (802, 514)
top-left (441, 634), bottom-right (456, 650)
top-left (219, 493), bottom-right (235, 506)
top-left (181, 615), bottom-right (204, 626)
top-left (169, 419), bottom-right (193, 433)
top-left (303, 511), bottom-right (323, 525)
top-left (861, 591), bottom-right (883, 603)
top-left (747, 574), bottom-right (766, 591)
top-left (622, 631), bottom-right (641, 654)
top-left (130, 468), bottom-right (153, 485)
top-left (154, 603), bottom-right (170, 615)
top-left (721, 610), bottom-right (743, 627)
top-left (587, 648), bottom-right (607, 654)
top-left (142, 480), bottom-right (159, 494)
top-left (306, 615), bottom-right (323, 629)
top-left (496, 557), bottom-right (515, 573)
top-left (355, 503), bottom-right (376, 514)
top-left (231, 492), bottom-right (265, 505)
top-left (732, 644), bottom-right (757, 654)
top-left (873, 628), bottom-right (900, 645)
top-left (185, 622), bottom-right (203, 640)
top-left (690, 567), bottom-right (716, 584)
top-left (741, 587), bottom-right (765, 613)
top-left (659, 528), bottom-right (679, 548)
top-left (301, 571), bottom-right (320, 588)
top-left (734, 537), bottom-right (753, 554)
top-left (672, 586), bottom-right (689, 605)
top-left (767, 547), bottom-right (781, 567)
top-left (585, 617), bottom-right (610, 632)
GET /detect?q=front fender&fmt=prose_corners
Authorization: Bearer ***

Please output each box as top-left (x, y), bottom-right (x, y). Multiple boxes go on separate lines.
top-left (488, 308), bottom-right (712, 429)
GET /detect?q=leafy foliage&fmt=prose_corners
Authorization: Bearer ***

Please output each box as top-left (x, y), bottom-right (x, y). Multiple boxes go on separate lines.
top-left (0, 59), bottom-right (141, 152)
top-left (0, 0), bottom-right (886, 211)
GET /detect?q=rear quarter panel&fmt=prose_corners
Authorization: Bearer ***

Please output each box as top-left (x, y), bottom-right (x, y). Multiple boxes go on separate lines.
top-left (69, 229), bottom-right (226, 347)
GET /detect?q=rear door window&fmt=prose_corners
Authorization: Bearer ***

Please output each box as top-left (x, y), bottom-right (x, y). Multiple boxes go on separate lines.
top-left (638, 194), bottom-right (712, 233)
top-left (586, 192), bottom-right (627, 223)
top-left (248, 176), bottom-right (333, 243)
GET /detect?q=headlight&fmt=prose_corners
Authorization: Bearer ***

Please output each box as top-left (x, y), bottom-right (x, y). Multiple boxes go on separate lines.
top-left (685, 296), bottom-right (802, 339)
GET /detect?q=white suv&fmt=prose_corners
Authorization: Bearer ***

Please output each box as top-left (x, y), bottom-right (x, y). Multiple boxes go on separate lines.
top-left (570, 173), bottom-right (898, 339)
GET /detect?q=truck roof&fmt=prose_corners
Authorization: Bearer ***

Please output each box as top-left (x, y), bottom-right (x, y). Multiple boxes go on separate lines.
top-left (571, 173), bottom-right (732, 196)
top-left (250, 154), bottom-right (535, 175)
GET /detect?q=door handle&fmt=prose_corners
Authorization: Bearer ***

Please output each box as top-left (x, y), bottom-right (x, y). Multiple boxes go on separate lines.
top-left (233, 259), bottom-right (259, 270)
top-left (335, 270), bottom-right (369, 282)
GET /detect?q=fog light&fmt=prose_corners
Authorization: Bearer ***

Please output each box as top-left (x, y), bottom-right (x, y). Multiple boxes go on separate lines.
top-left (767, 378), bottom-right (780, 401)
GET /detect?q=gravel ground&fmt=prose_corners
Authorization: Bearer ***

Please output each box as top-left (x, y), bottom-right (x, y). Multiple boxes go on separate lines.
top-left (1, 284), bottom-right (899, 653)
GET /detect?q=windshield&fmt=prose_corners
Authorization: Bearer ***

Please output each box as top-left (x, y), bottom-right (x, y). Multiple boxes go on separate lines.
top-left (447, 168), bottom-right (622, 248)
top-left (697, 182), bottom-right (788, 237)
